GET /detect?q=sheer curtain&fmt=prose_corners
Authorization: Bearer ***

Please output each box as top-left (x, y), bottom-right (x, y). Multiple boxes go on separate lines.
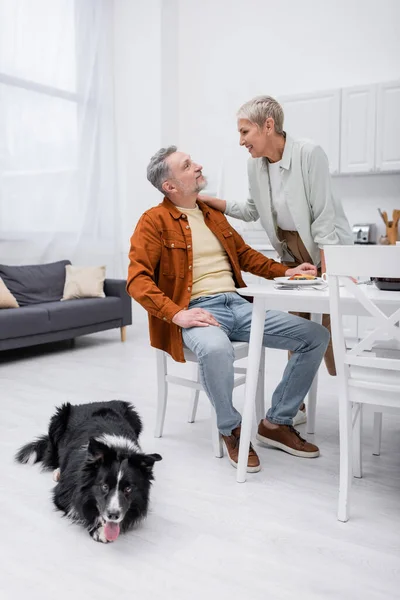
top-left (0, 0), bottom-right (124, 277)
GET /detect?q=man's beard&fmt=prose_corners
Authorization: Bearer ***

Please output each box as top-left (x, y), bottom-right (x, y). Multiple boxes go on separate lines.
top-left (195, 176), bottom-right (207, 193)
top-left (175, 175), bottom-right (208, 196)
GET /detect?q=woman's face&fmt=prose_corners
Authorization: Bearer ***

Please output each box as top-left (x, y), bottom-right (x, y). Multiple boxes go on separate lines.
top-left (238, 118), bottom-right (267, 158)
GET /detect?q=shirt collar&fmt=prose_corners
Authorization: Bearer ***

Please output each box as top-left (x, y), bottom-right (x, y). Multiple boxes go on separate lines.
top-left (162, 196), bottom-right (210, 219)
top-left (162, 196), bottom-right (184, 219)
top-left (280, 132), bottom-right (293, 171)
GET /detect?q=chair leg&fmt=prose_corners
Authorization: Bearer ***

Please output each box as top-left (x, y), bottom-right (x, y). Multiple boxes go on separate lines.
top-left (155, 351), bottom-right (168, 438)
top-left (120, 326), bottom-right (127, 342)
top-left (306, 372), bottom-right (318, 435)
top-left (372, 412), bottom-right (383, 456)
top-left (188, 364), bottom-right (200, 423)
top-left (338, 398), bottom-right (352, 522)
top-left (352, 403), bottom-right (363, 478)
top-left (211, 406), bottom-right (223, 458)
top-left (307, 313), bottom-right (322, 434)
top-left (255, 347), bottom-right (266, 424)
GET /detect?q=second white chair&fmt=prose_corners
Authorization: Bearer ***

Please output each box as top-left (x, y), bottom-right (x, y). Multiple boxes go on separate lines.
top-left (325, 245), bottom-right (400, 522)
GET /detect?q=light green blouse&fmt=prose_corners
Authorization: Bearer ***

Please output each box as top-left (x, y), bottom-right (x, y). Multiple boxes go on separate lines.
top-left (225, 134), bottom-right (353, 266)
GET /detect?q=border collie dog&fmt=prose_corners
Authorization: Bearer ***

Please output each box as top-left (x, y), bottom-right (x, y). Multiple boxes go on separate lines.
top-left (15, 401), bottom-right (162, 543)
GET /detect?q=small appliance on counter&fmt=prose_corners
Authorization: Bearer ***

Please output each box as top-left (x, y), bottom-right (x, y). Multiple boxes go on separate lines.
top-left (352, 223), bottom-right (376, 244)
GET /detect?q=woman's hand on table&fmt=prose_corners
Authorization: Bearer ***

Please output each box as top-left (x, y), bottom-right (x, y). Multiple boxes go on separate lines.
top-left (285, 263), bottom-right (318, 277)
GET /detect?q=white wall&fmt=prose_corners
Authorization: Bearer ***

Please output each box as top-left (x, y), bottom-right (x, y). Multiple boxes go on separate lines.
top-left (113, 0), bottom-right (163, 251)
top-left (176, 0), bottom-right (400, 241)
top-left (112, 0), bottom-right (400, 247)
top-left (161, 0), bottom-right (179, 147)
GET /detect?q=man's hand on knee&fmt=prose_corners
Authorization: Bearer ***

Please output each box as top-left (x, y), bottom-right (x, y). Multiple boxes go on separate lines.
top-left (172, 308), bottom-right (220, 328)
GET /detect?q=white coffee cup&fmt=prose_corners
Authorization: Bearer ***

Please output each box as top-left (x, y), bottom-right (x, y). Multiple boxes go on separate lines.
top-left (322, 272), bottom-right (346, 286)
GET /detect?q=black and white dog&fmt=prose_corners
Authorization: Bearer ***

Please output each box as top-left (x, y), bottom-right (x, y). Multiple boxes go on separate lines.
top-left (15, 400), bottom-right (162, 543)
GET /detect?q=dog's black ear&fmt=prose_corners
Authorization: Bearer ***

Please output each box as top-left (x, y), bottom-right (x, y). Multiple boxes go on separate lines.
top-left (87, 438), bottom-right (109, 463)
top-left (140, 453), bottom-right (162, 469)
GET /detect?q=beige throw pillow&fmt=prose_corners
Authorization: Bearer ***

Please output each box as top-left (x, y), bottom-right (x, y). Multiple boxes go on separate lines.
top-left (0, 277), bottom-right (19, 308)
top-left (62, 265), bottom-right (106, 300)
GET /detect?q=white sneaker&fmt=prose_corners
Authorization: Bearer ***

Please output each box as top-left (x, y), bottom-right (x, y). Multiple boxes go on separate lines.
top-left (293, 405), bottom-right (307, 426)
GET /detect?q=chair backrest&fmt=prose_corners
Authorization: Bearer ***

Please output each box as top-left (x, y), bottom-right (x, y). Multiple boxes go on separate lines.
top-left (325, 246), bottom-right (400, 377)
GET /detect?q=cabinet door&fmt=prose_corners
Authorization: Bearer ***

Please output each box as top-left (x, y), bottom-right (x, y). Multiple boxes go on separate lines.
top-left (340, 85), bottom-right (376, 173)
top-left (280, 90), bottom-right (341, 173)
top-left (376, 80), bottom-right (400, 172)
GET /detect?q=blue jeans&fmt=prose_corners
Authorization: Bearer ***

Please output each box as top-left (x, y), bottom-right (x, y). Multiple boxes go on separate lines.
top-left (182, 293), bottom-right (329, 436)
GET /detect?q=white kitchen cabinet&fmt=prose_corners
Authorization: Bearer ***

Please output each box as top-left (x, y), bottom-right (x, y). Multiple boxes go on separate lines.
top-left (280, 90), bottom-right (341, 173)
top-left (375, 80), bottom-right (400, 172)
top-left (340, 85), bottom-right (376, 174)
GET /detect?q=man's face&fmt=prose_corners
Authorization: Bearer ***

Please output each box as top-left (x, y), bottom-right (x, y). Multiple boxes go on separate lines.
top-left (163, 152), bottom-right (207, 197)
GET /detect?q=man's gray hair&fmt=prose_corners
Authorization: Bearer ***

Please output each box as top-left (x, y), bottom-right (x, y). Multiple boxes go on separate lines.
top-left (147, 145), bottom-right (177, 194)
top-left (237, 95), bottom-right (284, 134)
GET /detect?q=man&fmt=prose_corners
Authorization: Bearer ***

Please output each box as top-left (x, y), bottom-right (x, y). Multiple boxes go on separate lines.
top-left (127, 146), bottom-right (329, 473)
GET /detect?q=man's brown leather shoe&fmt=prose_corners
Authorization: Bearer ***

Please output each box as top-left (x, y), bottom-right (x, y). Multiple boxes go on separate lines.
top-left (222, 426), bottom-right (261, 472)
top-left (256, 419), bottom-right (320, 458)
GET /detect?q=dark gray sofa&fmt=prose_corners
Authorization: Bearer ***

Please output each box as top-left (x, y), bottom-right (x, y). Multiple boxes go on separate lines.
top-left (0, 260), bottom-right (132, 351)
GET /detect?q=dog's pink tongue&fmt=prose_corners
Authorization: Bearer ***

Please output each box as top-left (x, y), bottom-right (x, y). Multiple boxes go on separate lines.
top-left (104, 522), bottom-right (120, 542)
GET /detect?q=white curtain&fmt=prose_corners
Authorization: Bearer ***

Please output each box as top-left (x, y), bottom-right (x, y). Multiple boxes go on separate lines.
top-left (0, 0), bottom-right (124, 277)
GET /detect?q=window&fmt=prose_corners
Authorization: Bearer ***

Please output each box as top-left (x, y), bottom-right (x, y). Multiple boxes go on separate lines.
top-left (0, 0), bottom-right (81, 233)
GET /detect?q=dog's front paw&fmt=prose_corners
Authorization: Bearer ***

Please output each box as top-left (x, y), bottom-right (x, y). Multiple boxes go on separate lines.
top-left (91, 525), bottom-right (112, 544)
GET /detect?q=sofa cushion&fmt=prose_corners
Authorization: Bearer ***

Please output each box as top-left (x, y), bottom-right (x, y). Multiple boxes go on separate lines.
top-left (0, 306), bottom-right (51, 340)
top-left (0, 260), bottom-right (71, 306)
top-left (45, 297), bottom-right (122, 331)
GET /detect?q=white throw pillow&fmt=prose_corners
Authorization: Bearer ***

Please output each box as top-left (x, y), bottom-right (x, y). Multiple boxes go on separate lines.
top-left (62, 265), bottom-right (106, 300)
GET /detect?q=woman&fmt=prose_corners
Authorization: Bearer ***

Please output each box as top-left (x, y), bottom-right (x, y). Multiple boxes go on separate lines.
top-left (201, 95), bottom-right (353, 420)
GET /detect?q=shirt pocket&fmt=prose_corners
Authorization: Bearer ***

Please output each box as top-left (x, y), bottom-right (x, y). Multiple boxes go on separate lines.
top-left (222, 228), bottom-right (234, 239)
top-left (161, 237), bottom-right (186, 279)
top-left (221, 227), bottom-right (235, 247)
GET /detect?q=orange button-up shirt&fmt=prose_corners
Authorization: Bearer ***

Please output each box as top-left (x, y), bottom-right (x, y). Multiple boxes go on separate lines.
top-left (127, 198), bottom-right (287, 362)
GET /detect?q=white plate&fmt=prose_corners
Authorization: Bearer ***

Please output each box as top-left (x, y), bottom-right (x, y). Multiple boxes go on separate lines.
top-left (274, 276), bottom-right (325, 287)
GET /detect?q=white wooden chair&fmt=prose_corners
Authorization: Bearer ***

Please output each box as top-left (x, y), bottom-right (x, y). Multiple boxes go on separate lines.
top-left (325, 245), bottom-right (400, 522)
top-left (155, 343), bottom-right (266, 457)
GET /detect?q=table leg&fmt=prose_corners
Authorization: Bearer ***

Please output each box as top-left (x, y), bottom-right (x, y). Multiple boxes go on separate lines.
top-left (237, 297), bottom-right (266, 483)
top-left (306, 312), bottom-right (322, 435)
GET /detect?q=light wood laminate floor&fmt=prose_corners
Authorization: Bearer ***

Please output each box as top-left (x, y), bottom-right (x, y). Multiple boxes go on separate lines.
top-left (1, 305), bottom-right (399, 600)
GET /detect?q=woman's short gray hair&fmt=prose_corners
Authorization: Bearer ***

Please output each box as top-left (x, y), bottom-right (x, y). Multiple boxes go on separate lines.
top-left (237, 95), bottom-right (284, 134)
top-left (147, 145), bottom-right (177, 194)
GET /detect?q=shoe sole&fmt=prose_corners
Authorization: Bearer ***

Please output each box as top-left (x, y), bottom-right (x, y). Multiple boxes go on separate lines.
top-left (293, 412), bottom-right (307, 426)
top-left (256, 433), bottom-right (320, 458)
top-left (227, 454), bottom-right (261, 473)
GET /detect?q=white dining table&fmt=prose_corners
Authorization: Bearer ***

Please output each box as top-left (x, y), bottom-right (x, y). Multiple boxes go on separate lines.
top-left (235, 280), bottom-right (400, 483)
